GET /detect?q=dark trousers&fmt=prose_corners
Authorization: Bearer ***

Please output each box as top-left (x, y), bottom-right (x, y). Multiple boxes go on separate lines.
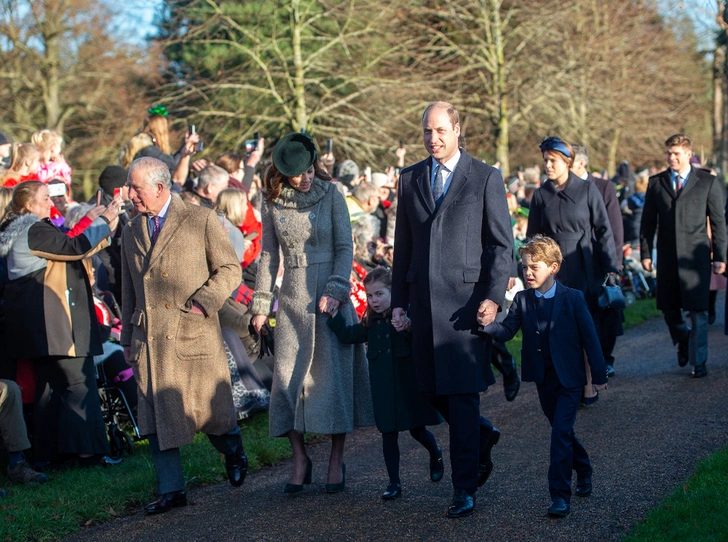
top-left (34, 356), bottom-right (109, 463)
top-left (424, 392), bottom-right (493, 494)
top-left (148, 426), bottom-right (242, 495)
top-left (663, 309), bottom-right (709, 366)
top-left (536, 368), bottom-right (590, 503)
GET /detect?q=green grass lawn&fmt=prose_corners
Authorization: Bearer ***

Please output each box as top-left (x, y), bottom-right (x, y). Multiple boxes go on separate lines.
top-left (624, 445), bottom-right (728, 542)
top-left (0, 414), bottom-right (299, 542)
top-left (0, 297), bottom-right (663, 542)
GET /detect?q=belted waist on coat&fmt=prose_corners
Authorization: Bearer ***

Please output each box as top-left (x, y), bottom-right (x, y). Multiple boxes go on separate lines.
top-left (283, 252), bottom-right (335, 269)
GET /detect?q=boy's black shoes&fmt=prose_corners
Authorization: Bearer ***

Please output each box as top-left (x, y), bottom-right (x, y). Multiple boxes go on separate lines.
top-left (547, 497), bottom-right (570, 518)
top-left (430, 447), bottom-right (444, 482)
top-left (692, 364), bottom-right (707, 378)
top-left (447, 489), bottom-right (475, 518)
top-left (575, 474), bottom-right (592, 497)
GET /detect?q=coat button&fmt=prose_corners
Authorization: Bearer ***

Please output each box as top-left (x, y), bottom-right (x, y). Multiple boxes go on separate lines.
top-left (149, 337), bottom-right (154, 341)
top-left (162, 272), bottom-right (168, 278)
top-left (276, 204), bottom-right (282, 210)
top-left (537, 348), bottom-right (541, 352)
top-left (71, 302), bottom-right (75, 307)
top-left (144, 276), bottom-right (149, 281)
top-left (147, 306), bottom-right (152, 310)
top-left (386, 334), bottom-right (390, 338)
top-left (165, 302), bottom-right (172, 309)
top-left (387, 348), bottom-right (390, 353)
top-left (309, 212), bottom-right (316, 219)
top-left (280, 217), bottom-right (286, 223)
top-left (536, 331), bottom-right (540, 335)
top-left (166, 335), bottom-right (172, 340)
top-left (282, 231), bottom-right (289, 236)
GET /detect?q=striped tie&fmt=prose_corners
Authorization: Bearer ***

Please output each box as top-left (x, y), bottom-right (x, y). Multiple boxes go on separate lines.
top-left (675, 175), bottom-right (683, 194)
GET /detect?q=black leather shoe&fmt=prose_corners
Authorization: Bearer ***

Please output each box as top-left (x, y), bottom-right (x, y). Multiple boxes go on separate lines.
top-left (145, 490), bottom-right (187, 515)
top-left (691, 364), bottom-right (707, 378)
top-left (547, 497), bottom-right (570, 517)
top-left (325, 463), bottom-right (346, 494)
top-left (447, 489), bottom-right (475, 518)
top-left (677, 339), bottom-right (689, 367)
top-left (606, 365), bottom-right (615, 378)
top-left (382, 482), bottom-right (402, 500)
top-left (225, 448), bottom-right (248, 488)
top-left (284, 457), bottom-right (313, 494)
top-left (575, 474), bottom-right (592, 497)
top-left (430, 447), bottom-right (444, 482)
top-left (477, 427), bottom-right (500, 487)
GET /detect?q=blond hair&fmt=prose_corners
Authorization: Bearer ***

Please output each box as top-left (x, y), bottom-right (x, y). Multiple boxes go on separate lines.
top-left (119, 132), bottom-right (154, 168)
top-left (8, 143), bottom-right (40, 172)
top-left (519, 235), bottom-right (563, 268)
top-left (216, 189), bottom-right (248, 227)
top-left (31, 129), bottom-right (63, 151)
top-left (142, 115), bottom-right (171, 155)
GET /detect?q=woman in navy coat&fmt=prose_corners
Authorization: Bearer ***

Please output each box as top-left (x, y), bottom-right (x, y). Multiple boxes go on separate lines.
top-left (527, 137), bottom-right (619, 402)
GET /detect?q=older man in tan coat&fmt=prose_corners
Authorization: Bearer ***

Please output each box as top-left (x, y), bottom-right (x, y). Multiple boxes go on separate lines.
top-left (121, 157), bottom-right (246, 515)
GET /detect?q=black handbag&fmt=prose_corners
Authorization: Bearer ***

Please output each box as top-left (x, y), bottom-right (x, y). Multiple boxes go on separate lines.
top-left (598, 274), bottom-right (626, 309)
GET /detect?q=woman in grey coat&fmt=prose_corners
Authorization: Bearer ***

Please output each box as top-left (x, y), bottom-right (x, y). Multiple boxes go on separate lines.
top-left (251, 133), bottom-right (373, 494)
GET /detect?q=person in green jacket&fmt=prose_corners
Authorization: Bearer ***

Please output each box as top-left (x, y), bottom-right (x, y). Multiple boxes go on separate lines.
top-left (327, 267), bottom-right (443, 500)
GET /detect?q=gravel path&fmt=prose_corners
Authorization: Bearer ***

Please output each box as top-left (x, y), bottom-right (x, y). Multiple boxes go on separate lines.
top-left (68, 306), bottom-right (728, 542)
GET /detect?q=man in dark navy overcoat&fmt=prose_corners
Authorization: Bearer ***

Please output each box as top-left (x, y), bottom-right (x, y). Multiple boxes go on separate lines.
top-left (391, 102), bottom-right (513, 518)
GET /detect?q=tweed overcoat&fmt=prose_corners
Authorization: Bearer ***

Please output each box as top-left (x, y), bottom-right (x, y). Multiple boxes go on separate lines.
top-left (639, 166), bottom-right (726, 311)
top-left (251, 178), bottom-right (374, 437)
top-left (120, 195), bottom-right (241, 451)
top-left (527, 173), bottom-right (620, 309)
top-left (391, 151), bottom-right (514, 395)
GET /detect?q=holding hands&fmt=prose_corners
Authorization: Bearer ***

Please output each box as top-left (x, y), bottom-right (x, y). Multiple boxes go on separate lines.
top-left (319, 295), bottom-right (341, 317)
top-left (476, 299), bottom-right (499, 327)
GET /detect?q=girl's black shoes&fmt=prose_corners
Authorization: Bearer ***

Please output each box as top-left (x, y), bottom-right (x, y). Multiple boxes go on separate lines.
top-left (382, 482), bottom-right (402, 500)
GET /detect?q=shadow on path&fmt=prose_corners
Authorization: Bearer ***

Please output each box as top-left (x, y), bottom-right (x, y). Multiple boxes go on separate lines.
top-left (68, 301), bottom-right (728, 542)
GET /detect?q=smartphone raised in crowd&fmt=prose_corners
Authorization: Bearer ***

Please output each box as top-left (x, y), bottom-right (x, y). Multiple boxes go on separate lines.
top-left (326, 138), bottom-right (333, 154)
top-left (245, 132), bottom-right (260, 156)
top-left (96, 187), bottom-right (104, 206)
top-left (114, 187), bottom-right (122, 199)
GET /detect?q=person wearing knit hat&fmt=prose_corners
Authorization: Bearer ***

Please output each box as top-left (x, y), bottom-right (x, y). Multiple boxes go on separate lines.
top-left (334, 159), bottom-right (359, 189)
top-left (95, 166), bottom-right (129, 206)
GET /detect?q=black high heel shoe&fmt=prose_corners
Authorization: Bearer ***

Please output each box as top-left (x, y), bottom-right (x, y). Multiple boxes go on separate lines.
top-left (325, 463), bottom-right (346, 494)
top-left (283, 457), bottom-right (313, 494)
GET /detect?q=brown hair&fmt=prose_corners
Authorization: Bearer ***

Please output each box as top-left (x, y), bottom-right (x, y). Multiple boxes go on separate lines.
top-left (8, 143), bottom-right (41, 172)
top-left (216, 189), bottom-right (248, 227)
top-left (0, 187), bottom-right (13, 223)
top-left (0, 181), bottom-right (45, 227)
top-left (361, 267), bottom-right (392, 327)
top-left (215, 152), bottom-right (244, 175)
top-left (423, 101), bottom-right (460, 129)
top-left (664, 133), bottom-right (692, 150)
top-left (543, 142), bottom-right (574, 169)
top-left (519, 235), bottom-right (563, 268)
top-left (263, 160), bottom-right (331, 201)
top-left (142, 115), bottom-right (171, 155)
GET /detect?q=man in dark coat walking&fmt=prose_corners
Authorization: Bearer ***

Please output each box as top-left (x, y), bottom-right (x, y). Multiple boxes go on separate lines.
top-left (391, 102), bottom-right (513, 518)
top-left (572, 145), bottom-right (624, 378)
top-left (640, 133), bottom-right (726, 378)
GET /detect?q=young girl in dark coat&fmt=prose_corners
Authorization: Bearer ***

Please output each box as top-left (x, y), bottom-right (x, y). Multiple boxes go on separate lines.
top-left (327, 267), bottom-right (443, 500)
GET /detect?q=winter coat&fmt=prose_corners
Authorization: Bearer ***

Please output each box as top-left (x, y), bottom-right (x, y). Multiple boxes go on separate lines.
top-left (120, 195), bottom-right (241, 451)
top-left (527, 172), bottom-right (620, 309)
top-left (0, 213), bottom-right (111, 359)
top-left (623, 192), bottom-right (645, 244)
top-left (251, 178), bottom-right (374, 437)
top-left (327, 311), bottom-right (442, 433)
top-left (640, 167), bottom-right (726, 311)
top-left (391, 151), bottom-right (514, 395)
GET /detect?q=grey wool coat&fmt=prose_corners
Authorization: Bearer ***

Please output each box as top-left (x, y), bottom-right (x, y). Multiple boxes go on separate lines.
top-left (251, 178), bottom-right (374, 437)
top-left (120, 195), bottom-right (242, 451)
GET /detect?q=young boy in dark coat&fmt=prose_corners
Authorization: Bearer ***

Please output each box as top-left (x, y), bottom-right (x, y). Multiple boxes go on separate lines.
top-left (479, 235), bottom-right (608, 518)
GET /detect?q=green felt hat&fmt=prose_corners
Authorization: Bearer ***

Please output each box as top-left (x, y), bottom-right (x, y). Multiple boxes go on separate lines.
top-left (273, 132), bottom-right (318, 177)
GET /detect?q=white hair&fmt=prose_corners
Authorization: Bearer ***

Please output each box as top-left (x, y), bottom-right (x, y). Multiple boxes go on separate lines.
top-left (128, 157), bottom-right (172, 189)
top-left (198, 164), bottom-right (230, 191)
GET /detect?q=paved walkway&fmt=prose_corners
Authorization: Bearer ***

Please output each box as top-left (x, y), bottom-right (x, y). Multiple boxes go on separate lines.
top-left (69, 306), bottom-right (728, 542)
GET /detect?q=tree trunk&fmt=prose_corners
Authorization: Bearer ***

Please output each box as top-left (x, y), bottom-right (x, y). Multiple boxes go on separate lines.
top-left (43, 27), bottom-right (61, 131)
top-left (606, 128), bottom-right (621, 178)
top-left (713, 36), bottom-right (725, 171)
top-left (291, 0), bottom-right (308, 133)
top-left (492, 0), bottom-right (509, 176)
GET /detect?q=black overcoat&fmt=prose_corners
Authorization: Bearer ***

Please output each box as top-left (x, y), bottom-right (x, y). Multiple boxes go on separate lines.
top-left (327, 311), bottom-right (442, 433)
top-left (527, 173), bottom-right (620, 308)
top-left (391, 151), bottom-right (513, 395)
top-left (639, 166), bottom-right (726, 311)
